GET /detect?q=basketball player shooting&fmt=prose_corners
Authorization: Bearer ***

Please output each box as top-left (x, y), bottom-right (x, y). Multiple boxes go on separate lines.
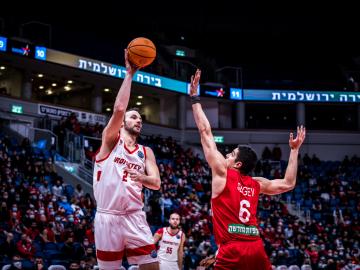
top-left (154, 213), bottom-right (186, 270)
top-left (93, 49), bottom-right (161, 270)
top-left (189, 69), bottom-right (306, 269)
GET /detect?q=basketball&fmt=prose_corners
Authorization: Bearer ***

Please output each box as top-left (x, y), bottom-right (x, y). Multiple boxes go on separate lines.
top-left (127, 37), bottom-right (156, 68)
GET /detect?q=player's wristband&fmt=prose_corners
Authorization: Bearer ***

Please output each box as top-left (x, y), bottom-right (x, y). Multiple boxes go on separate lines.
top-left (190, 95), bottom-right (201, 104)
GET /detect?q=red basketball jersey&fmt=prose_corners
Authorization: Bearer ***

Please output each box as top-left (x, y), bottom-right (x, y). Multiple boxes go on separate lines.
top-left (211, 169), bottom-right (261, 245)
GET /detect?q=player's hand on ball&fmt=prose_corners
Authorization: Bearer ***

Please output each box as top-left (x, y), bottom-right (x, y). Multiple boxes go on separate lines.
top-left (124, 49), bottom-right (139, 76)
top-left (190, 69), bottom-right (201, 96)
top-left (124, 168), bottom-right (144, 183)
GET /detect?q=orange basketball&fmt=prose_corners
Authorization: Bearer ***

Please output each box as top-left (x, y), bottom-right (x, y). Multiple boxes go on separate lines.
top-left (127, 37), bottom-right (156, 68)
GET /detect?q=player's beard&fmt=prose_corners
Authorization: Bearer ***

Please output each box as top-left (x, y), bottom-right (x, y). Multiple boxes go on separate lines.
top-left (170, 224), bottom-right (179, 230)
top-left (124, 121), bottom-right (140, 136)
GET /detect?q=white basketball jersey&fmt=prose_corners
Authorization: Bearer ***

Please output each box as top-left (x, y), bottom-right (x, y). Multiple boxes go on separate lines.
top-left (93, 136), bottom-right (147, 213)
top-left (157, 227), bottom-right (183, 262)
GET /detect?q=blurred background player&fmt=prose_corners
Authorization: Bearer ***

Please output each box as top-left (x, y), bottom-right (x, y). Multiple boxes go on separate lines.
top-left (93, 50), bottom-right (161, 270)
top-left (189, 69), bottom-right (306, 270)
top-left (154, 213), bottom-right (185, 270)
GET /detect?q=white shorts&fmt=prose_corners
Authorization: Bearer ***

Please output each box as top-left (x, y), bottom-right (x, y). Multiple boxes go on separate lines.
top-left (159, 260), bottom-right (179, 270)
top-left (94, 210), bottom-right (158, 269)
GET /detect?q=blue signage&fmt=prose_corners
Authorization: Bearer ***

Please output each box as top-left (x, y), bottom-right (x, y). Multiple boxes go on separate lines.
top-left (0, 36), bottom-right (7, 52)
top-left (230, 88), bottom-right (243, 100)
top-left (242, 89), bottom-right (360, 103)
top-left (75, 57), bottom-right (188, 93)
top-left (35, 46), bottom-right (47, 61)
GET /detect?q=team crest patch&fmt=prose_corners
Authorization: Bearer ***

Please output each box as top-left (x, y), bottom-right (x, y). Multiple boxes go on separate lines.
top-left (150, 250), bottom-right (157, 258)
top-left (176, 235), bottom-right (181, 239)
top-left (138, 151), bottom-right (144, 159)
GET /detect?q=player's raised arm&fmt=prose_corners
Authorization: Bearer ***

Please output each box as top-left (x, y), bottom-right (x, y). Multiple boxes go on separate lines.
top-left (97, 50), bottom-right (138, 161)
top-left (254, 126), bottom-right (306, 195)
top-left (190, 69), bottom-right (227, 195)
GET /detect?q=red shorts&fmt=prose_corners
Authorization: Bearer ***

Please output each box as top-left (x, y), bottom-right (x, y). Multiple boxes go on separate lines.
top-left (214, 239), bottom-right (272, 270)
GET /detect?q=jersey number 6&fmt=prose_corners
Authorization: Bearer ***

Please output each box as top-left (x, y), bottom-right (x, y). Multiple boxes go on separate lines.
top-left (239, 199), bottom-right (251, 223)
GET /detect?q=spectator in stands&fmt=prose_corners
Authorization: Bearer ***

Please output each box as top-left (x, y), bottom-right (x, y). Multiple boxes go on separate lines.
top-left (16, 233), bottom-right (35, 259)
top-left (52, 179), bottom-right (64, 198)
top-left (33, 256), bottom-right (47, 270)
top-left (0, 231), bottom-right (17, 259)
top-left (333, 207), bottom-right (344, 225)
top-left (41, 223), bottom-right (56, 243)
top-left (69, 261), bottom-right (81, 269)
top-left (74, 184), bottom-right (84, 199)
top-left (7, 254), bottom-right (23, 270)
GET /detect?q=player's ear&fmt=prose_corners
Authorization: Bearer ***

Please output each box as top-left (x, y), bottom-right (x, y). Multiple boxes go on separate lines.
top-left (233, 161), bottom-right (242, 169)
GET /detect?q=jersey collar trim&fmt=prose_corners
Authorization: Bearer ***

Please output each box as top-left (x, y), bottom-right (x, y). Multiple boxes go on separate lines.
top-left (124, 143), bottom-right (139, 154)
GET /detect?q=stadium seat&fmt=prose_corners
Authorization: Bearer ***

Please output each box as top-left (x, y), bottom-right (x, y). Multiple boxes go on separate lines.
top-left (289, 266), bottom-right (300, 270)
top-left (21, 260), bottom-right (34, 269)
top-left (44, 250), bottom-right (63, 260)
top-left (44, 242), bottom-right (58, 251)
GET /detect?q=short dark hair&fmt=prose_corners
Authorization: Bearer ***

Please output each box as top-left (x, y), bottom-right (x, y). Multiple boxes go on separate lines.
top-left (170, 212), bottom-right (181, 219)
top-left (235, 145), bottom-right (258, 175)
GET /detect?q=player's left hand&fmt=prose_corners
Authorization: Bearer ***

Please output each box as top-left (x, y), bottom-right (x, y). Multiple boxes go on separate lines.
top-left (124, 168), bottom-right (145, 183)
top-left (190, 69), bottom-right (201, 96)
top-left (289, 125), bottom-right (306, 150)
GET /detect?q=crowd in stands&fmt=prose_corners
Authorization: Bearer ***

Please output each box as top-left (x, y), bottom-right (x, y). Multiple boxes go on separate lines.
top-left (1, 112), bottom-right (359, 270)
top-left (0, 135), bottom-right (98, 269)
